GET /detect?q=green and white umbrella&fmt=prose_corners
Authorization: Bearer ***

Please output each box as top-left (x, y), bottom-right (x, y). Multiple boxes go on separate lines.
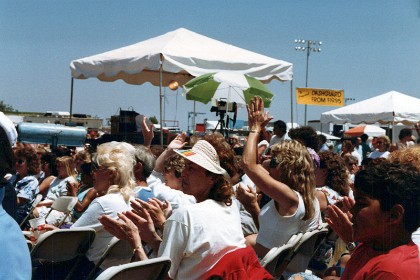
top-left (183, 72), bottom-right (274, 108)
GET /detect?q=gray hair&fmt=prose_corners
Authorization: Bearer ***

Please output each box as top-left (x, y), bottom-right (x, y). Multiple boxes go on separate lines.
top-left (133, 144), bottom-right (156, 179)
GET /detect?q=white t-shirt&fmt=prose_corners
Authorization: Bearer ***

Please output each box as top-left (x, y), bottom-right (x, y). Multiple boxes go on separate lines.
top-left (72, 193), bottom-right (131, 268)
top-left (147, 170), bottom-right (196, 210)
top-left (269, 135), bottom-right (285, 148)
top-left (368, 150), bottom-right (390, 159)
top-left (256, 191), bottom-right (322, 252)
top-left (158, 199), bottom-right (245, 280)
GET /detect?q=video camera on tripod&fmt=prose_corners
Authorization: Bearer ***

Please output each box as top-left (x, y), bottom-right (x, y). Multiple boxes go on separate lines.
top-left (210, 99), bottom-right (237, 115)
top-left (210, 99), bottom-right (238, 137)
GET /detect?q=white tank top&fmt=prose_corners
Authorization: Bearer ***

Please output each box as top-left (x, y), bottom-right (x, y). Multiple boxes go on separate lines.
top-left (256, 191), bottom-right (321, 250)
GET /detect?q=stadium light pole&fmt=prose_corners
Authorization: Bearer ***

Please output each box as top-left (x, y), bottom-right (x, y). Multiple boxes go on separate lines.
top-left (295, 39), bottom-right (322, 125)
top-left (345, 97), bottom-right (356, 105)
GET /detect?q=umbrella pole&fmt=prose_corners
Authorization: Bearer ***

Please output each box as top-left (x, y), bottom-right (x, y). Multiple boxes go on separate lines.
top-left (159, 54), bottom-right (164, 146)
top-left (69, 78), bottom-right (74, 122)
top-left (193, 101), bottom-right (196, 134)
top-left (290, 80), bottom-right (294, 128)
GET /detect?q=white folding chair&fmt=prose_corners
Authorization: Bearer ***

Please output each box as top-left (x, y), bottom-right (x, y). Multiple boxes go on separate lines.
top-left (283, 224), bottom-right (330, 277)
top-left (86, 237), bottom-right (133, 280)
top-left (94, 257), bottom-right (171, 280)
top-left (260, 233), bottom-right (303, 278)
top-left (20, 193), bottom-right (43, 229)
top-left (44, 196), bottom-right (78, 227)
top-left (31, 228), bottom-right (96, 280)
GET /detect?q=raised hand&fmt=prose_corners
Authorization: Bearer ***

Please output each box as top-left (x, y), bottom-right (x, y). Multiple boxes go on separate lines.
top-left (141, 115), bottom-right (154, 148)
top-left (246, 96), bottom-right (273, 132)
top-left (66, 181), bottom-right (79, 197)
top-left (167, 132), bottom-right (188, 150)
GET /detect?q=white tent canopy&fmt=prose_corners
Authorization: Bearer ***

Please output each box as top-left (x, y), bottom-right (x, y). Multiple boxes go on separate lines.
top-left (320, 91), bottom-right (420, 125)
top-left (317, 131), bottom-right (340, 140)
top-left (71, 28), bottom-right (293, 85)
top-left (70, 28), bottom-right (293, 144)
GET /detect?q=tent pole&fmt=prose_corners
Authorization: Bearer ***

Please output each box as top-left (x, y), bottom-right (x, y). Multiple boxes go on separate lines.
top-left (290, 80), bottom-right (294, 128)
top-left (391, 121), bottom-right (394, 144)
top-left (159, 54), bottom-right (164, 146)
top-left (70, 78), bottom-right (74, 122)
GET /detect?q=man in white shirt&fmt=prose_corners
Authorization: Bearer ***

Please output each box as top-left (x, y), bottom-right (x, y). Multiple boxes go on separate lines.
top-left (269, 120), bottom-right (287, 148)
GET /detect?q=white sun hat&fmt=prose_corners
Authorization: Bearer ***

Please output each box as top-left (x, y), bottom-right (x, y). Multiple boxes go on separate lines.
top-left (175, 140), bottom-right (229, 179)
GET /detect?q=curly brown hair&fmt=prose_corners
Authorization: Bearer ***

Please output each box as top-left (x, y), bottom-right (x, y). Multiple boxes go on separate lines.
top-left (164, 154), bottom-right (185, 178)
top-left (202, 134), bottom-right (237, 206)
top-left (14, 147), bottom-right (40, 175)
top-left (206, 171), bottom-right (234, 206)
top-left (318, 151), bottom-right (350, 196)
top-left (203, 134), bottom-right (238, 178)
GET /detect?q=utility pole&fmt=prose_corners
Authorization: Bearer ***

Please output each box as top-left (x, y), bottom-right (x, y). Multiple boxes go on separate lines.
top-left (187, 111), bottom-right (205, 134)
top-left (295, 39), bottom-right (322, 125)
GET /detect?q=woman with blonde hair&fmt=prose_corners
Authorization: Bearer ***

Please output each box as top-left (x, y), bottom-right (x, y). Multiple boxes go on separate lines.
top-left (41, 141), bottom-right (136, 279)
top-left (239, 97), bottom-right (321, 258)
top-left (34, 156), bottom-right (78, 225)
top-left (368, 135), bottom-right (391, 159)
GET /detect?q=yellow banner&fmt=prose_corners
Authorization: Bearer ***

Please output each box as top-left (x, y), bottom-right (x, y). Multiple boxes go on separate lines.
top-left (296, 88), bottom-right (345, 106)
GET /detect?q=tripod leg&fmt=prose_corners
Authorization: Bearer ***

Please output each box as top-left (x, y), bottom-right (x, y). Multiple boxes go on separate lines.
top-left (213, 120), bottom-right (221, 134)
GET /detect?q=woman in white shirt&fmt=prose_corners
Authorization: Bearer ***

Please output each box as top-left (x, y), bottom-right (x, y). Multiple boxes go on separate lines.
top-left (368, 135), bottom-right (391, 159)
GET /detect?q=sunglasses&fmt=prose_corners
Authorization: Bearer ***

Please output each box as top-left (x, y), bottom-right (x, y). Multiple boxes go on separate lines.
top-left (91, 161), bottom-right (100, 172)
top-left (16, 159), bottom-right (26, 165)
top-left (269, 157), bottom-right (279, 168)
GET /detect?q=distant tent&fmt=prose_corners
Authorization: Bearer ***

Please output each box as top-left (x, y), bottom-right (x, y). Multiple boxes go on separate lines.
top-left (321, 91), bottom-right (420, 125)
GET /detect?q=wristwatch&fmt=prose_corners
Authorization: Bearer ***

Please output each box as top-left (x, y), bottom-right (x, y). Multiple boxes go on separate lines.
top-left (346, 242), bottom-right (357, 251)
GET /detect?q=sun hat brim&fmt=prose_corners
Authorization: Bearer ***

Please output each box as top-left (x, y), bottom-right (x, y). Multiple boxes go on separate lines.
top-left (175, 148), bottom-right (229, 179)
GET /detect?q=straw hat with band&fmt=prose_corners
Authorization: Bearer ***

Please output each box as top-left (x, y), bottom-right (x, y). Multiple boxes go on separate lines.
top-left (175, 140), bottom-right (230, 180)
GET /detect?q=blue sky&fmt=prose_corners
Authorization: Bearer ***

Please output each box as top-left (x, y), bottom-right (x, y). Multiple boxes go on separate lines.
top-left (1, 1), bottom-right (420, 130)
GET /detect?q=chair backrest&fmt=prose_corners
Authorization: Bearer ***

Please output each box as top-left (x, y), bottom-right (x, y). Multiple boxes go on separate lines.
top-left (31, 228), bottom-right (96, 263)
top-left (20, 194), bottom-right (43, 229)
top-left (283, 227), bottom-right (329, 277)
top-left (86, 237), bottom-right (133, 280)
top-left (51, 196), bottom-right (78, 213)
top-left (45, 196), bottom-right (78, 227)
top-left (260, 233), bottom-right (303, 277)
top-left (94, 257), bottom-right (171, 280)
top-left (101, 237), bottom-right (133, 263)
top-left (32, 194), bottom-right (44, 208)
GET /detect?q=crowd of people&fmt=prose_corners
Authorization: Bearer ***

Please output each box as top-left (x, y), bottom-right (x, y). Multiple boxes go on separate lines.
top-left (0, 101), bottom-right (419, 279)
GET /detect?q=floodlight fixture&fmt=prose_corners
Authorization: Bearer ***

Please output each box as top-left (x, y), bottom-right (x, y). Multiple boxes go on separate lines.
top-left (294, 38), bottom-right (323, 125)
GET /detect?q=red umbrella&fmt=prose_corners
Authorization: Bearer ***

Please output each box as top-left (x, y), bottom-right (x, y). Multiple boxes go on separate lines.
top-left (344, 125), bottom-right (386, 137)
